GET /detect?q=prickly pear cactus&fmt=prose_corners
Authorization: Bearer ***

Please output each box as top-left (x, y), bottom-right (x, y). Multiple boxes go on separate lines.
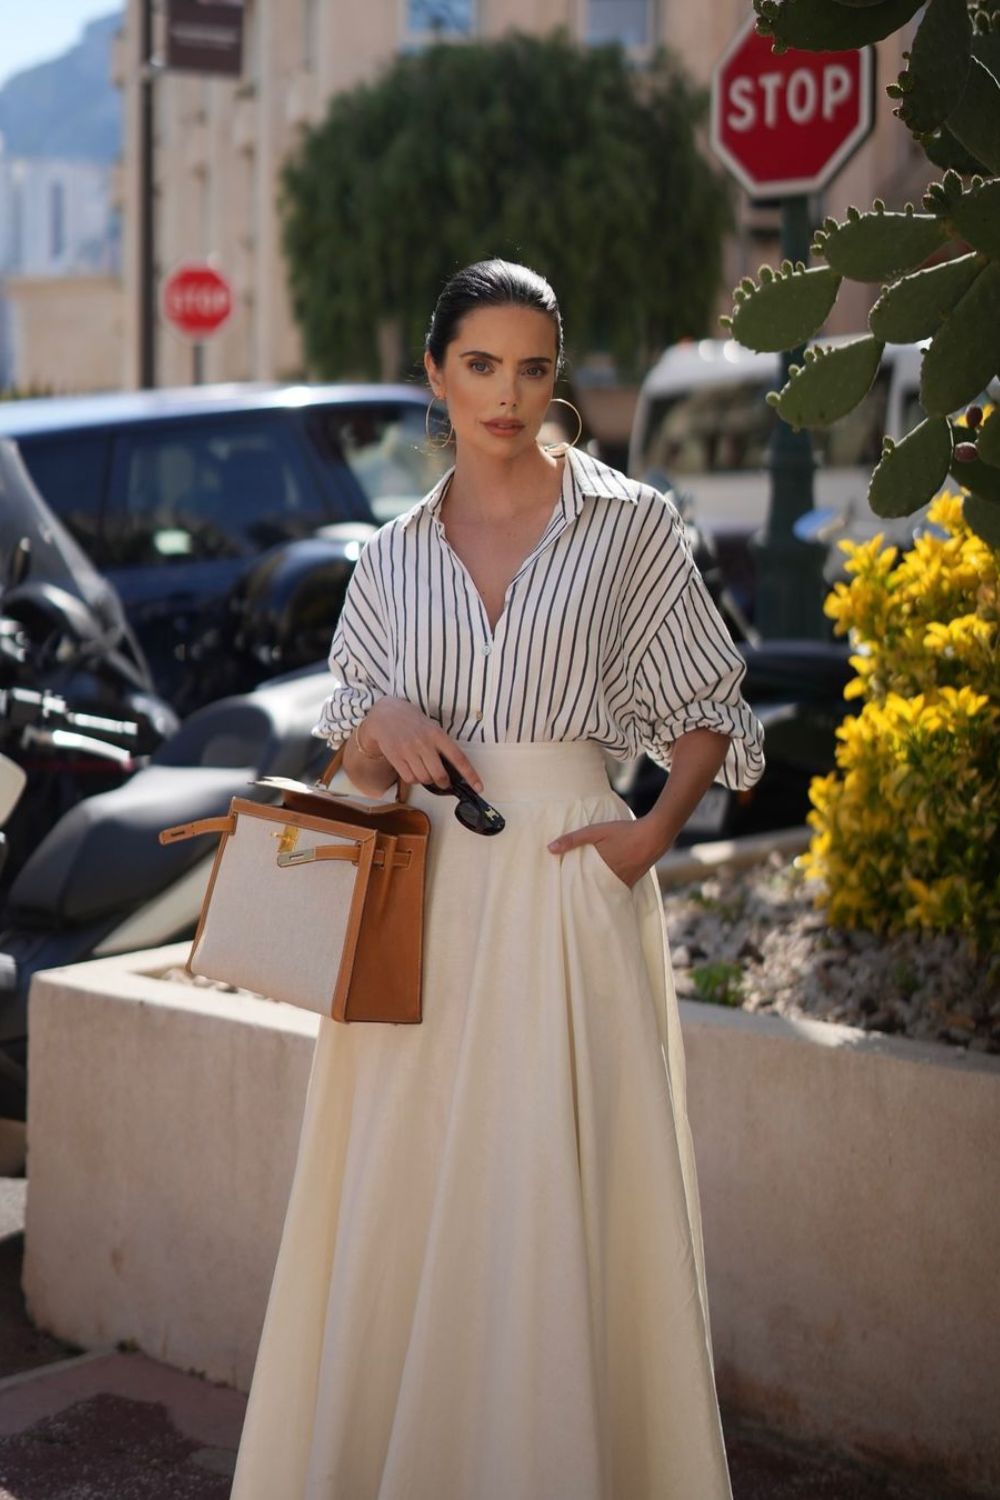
top-left (720, 263), bottom-right (841, 351)
top-left (765, 336), bottom-right (884, 428)
top-left (869, 417), bottom-right (954, 517)
top-left (725, 0), bottom-right (1000, 547)
top-left (811, 203), bottom-right (948, 282)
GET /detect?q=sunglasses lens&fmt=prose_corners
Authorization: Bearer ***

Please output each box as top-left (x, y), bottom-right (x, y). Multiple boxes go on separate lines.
top-left (455, 800), bottom-right (489, 833)
top-left (455, 799), bottom-right (505, 836)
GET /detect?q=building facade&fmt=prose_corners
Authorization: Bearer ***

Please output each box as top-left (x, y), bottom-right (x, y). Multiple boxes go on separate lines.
top-left (114, 0), bottom-right (929, 391)
top-left (0, 142), bottom-right (118, 388)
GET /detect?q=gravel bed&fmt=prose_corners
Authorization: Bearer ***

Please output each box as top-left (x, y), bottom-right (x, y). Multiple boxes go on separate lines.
top-left (163, 853), bottom-right (1000, 1055)
top-left (664, 852), bottom-right (1000, 1054)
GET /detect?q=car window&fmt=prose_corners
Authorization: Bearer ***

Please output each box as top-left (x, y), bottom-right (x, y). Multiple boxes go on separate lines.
top-left (306, 403), bottom-right (451, 522)
top-left (640, 371), bottom-right (889, 480)
top-left (16, 433), bottom-right (111, 560)
top-left (105, 419), bottom-right (327, 566)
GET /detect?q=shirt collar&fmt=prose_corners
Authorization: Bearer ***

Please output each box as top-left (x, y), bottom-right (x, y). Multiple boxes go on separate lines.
top-left (398, 442), bottom-right (639, 531)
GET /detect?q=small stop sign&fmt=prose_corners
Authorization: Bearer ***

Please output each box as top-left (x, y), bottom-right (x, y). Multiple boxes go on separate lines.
top-left (711, 17), bottom-right (874, 198)
top-left (162, 263), bottom-right (233, 339)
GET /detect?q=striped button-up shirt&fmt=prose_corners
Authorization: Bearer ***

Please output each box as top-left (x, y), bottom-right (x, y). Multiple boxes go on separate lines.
top-left (312, 443), bottom-right (765, 790)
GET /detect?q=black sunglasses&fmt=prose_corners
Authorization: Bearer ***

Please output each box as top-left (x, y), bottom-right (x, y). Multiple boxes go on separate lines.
top-left (421, 757), bottom-right (505, 835)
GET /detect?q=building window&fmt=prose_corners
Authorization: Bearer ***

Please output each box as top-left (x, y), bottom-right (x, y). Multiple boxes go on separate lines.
top-left (585, 0), bottom-right (652, 48)
top-left (406, 0), bottom-right (475, 40)
top-left (50, 181), bottom-right (66, 262)
top-left (302, 0), bottom-right (320, 68)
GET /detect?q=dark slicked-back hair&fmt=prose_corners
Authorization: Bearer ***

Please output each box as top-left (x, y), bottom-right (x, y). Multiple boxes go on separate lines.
top-left (425, 259), bottom-right (564, 373)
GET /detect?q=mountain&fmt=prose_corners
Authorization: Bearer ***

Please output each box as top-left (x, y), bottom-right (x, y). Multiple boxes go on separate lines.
top-left (0, 12), bottom-right (122, 162)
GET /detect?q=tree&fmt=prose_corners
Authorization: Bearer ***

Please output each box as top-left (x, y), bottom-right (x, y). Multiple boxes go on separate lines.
top-left (723, 0), bottom-right (1000, 546)
top-left (280, 31), bottom-right (732, 381)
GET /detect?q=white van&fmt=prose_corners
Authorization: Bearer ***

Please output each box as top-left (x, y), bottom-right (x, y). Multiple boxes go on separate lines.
top-left (627, 336), bottom-right (929, 545)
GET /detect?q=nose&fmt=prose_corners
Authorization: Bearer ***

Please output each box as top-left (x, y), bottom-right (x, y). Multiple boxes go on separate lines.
top-left (498, 376), bottom-right (519, 409)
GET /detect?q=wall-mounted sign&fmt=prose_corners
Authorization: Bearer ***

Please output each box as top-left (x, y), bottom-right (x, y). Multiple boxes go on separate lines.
top-left (165, 0), bottom-right (245, 78)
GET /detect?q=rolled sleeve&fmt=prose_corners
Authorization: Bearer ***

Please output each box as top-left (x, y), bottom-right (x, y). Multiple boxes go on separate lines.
top-left (635, 565), bottom-right (766, 792)
top-left (311, 541), bottom-right (392, 749)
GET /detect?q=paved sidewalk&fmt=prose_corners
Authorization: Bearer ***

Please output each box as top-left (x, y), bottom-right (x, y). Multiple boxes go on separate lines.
top-left (0, 1173), bottom-right (986, 1499)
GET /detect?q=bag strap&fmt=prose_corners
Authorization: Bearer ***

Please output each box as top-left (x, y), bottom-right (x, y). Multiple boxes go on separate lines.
top-left (319, 736), bottom-right (413, 806)
top-left (160, 814), bottom-right (236, 845)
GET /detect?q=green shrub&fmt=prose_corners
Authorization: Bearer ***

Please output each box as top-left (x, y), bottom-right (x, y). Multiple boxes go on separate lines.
top-left (801, 489), bottom-right (1000, 953)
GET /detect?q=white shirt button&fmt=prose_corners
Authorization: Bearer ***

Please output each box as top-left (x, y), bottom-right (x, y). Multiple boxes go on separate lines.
top-left (482, 642), bottom-right (492, 656)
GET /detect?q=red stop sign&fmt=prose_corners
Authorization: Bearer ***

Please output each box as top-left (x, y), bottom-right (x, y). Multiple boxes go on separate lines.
top-left (162, 263), bottom-right (233, 338)
top-left (711, 17), bottom-right (874, 198)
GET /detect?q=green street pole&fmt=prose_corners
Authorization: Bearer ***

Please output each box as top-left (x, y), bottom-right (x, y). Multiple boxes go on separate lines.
top-left (747, 194), bottom-right (829, 639)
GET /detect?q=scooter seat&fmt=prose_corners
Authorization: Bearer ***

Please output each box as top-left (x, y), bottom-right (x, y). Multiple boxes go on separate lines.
top-left (739, 641), bottom-right (853, 702)
top-left (8, 765), bottom-right (265, 924)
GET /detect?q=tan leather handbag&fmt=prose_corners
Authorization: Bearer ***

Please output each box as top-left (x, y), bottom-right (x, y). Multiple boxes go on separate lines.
top-left (159, 744), bottom-right (429, 1023)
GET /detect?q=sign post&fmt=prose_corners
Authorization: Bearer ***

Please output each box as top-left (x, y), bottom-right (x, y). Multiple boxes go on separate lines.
top-left (136, 1), bottom-right (245, 389)
top-left (711, 18), bottom-right (875, 638)
top-left (161, 263), bottom-right (233, 383)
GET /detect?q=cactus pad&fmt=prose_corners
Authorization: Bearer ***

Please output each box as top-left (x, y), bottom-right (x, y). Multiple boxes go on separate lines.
top-left (867, 252), bottom-right (983, 342)
top-left (975, 408), bottom-right (1000, 470)
top-left (952, 450), bottom-right (1000, 501)
top-left (722, 265), bottom-right (842, 352)
top-left (922, 125), bottom-right (989, 177)
top-left (767, 336), bottom-right (884, 429)
top-left (891, 0), bottom-right (972, 135)
top-left (947, 177), bottom-right (1000, 256)
top-left (962, 490), bottom-right (1000, 546)
top-left (920, 260), bottom-right (1000, 416)
top-left (754, 0), bottom-right (923, 51)
top-left (812, 206), bottom-right (948, 281)
top-left (946, 55), bottom-right (1000, 174)
top-left (868, 416), bottom-right (953, 517)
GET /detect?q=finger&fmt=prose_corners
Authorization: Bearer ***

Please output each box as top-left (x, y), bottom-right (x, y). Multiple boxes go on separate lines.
top-left (547, 825), bottom-right (591, 853)
top-left (440, 738), bottom-right (484, 793)
top-left (391, 755), bottom-right (420, 787)
top-left (414, 746), bottom-right (451, 789)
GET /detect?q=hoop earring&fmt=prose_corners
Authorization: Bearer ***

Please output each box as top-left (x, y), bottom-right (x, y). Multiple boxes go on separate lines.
top-left (546, 397), bottom-right (583, 449)
top-left (425, 394), bottom-right (454, 451)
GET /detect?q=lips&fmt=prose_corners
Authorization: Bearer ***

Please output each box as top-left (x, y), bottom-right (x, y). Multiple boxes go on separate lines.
top-left (484, 419), bottom-right (524, 435)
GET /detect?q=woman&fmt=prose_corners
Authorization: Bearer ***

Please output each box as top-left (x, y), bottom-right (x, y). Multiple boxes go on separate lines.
top-left (229, 260), bottom-right (765, 1499)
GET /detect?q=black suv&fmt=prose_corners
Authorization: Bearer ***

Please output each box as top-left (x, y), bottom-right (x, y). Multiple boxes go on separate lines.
top-left (0, 383), bottom-right (448, 710)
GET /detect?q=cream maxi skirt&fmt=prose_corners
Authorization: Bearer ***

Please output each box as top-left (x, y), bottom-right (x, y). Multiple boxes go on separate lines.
top-left (228, 740), bottom-right (733, 1500)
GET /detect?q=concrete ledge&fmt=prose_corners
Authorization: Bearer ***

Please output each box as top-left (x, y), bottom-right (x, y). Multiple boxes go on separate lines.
top-left (23, 942), bottom-right (1000, 1494)
top-left (656, 824), bottom-right (811, 887)
top-left (683, 1000), bottom-right (1000, 1496)
top-left (24, 946), bottom-right (319, 1392)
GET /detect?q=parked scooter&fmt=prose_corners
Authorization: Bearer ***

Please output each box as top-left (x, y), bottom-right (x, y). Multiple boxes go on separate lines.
top-left (0, 663), bottom-right (334, 1120)
top-left (0, 441), bottom-right (179, 894)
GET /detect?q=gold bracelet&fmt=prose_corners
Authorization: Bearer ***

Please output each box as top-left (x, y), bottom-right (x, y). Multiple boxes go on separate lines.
top-left (353, 719), bottom-right (386, 760)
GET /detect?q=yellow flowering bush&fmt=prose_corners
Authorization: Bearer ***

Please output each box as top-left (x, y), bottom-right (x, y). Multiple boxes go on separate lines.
top-left (800, 490), bottom-right (1000, 954)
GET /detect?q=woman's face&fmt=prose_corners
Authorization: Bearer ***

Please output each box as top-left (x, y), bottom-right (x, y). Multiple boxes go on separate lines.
top-left (424, 304), bottom-right (558, 460)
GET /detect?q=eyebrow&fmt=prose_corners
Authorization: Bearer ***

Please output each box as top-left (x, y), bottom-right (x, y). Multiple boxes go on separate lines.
top-left (458, 350), bottom-right (554, 364)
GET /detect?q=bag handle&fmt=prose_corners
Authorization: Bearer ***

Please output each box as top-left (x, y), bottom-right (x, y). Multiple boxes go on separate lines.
top-left (320, 736), bottom-right (413, 806)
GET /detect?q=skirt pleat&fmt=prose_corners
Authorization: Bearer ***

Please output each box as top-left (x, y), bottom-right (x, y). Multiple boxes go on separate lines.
top-left (229, 741), bottom-right (733, 1500)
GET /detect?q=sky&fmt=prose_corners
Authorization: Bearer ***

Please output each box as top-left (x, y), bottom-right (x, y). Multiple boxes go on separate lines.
top-left (0, 0), bottom-right (123, 92)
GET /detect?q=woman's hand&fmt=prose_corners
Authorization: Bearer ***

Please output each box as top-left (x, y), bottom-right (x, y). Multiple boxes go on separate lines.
top-left (547, 816), bottom-right (667, 889)
top-left (358, 698), bottom-right (484, 791)
top-left (548, 729), bottom-right (731, 884)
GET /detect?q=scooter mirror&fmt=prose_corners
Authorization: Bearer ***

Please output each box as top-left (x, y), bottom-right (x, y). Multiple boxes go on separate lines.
top-left (0, 754), bottom-right (27, 828)
top-left (4, 537), bottom-right (31, 593)
top-left (793, 507), bottom-right (843, 544)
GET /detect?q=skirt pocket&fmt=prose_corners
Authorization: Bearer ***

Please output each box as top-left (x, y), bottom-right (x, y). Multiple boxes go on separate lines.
top-left (581, 837), bottom-right (633, 897)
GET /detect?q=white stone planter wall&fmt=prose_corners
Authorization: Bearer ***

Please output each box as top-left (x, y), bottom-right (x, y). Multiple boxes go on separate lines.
top-left (684, 1005), bottom-right (1000, 1496)
top-left (22, 942), bottom-right (1000, 1495)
